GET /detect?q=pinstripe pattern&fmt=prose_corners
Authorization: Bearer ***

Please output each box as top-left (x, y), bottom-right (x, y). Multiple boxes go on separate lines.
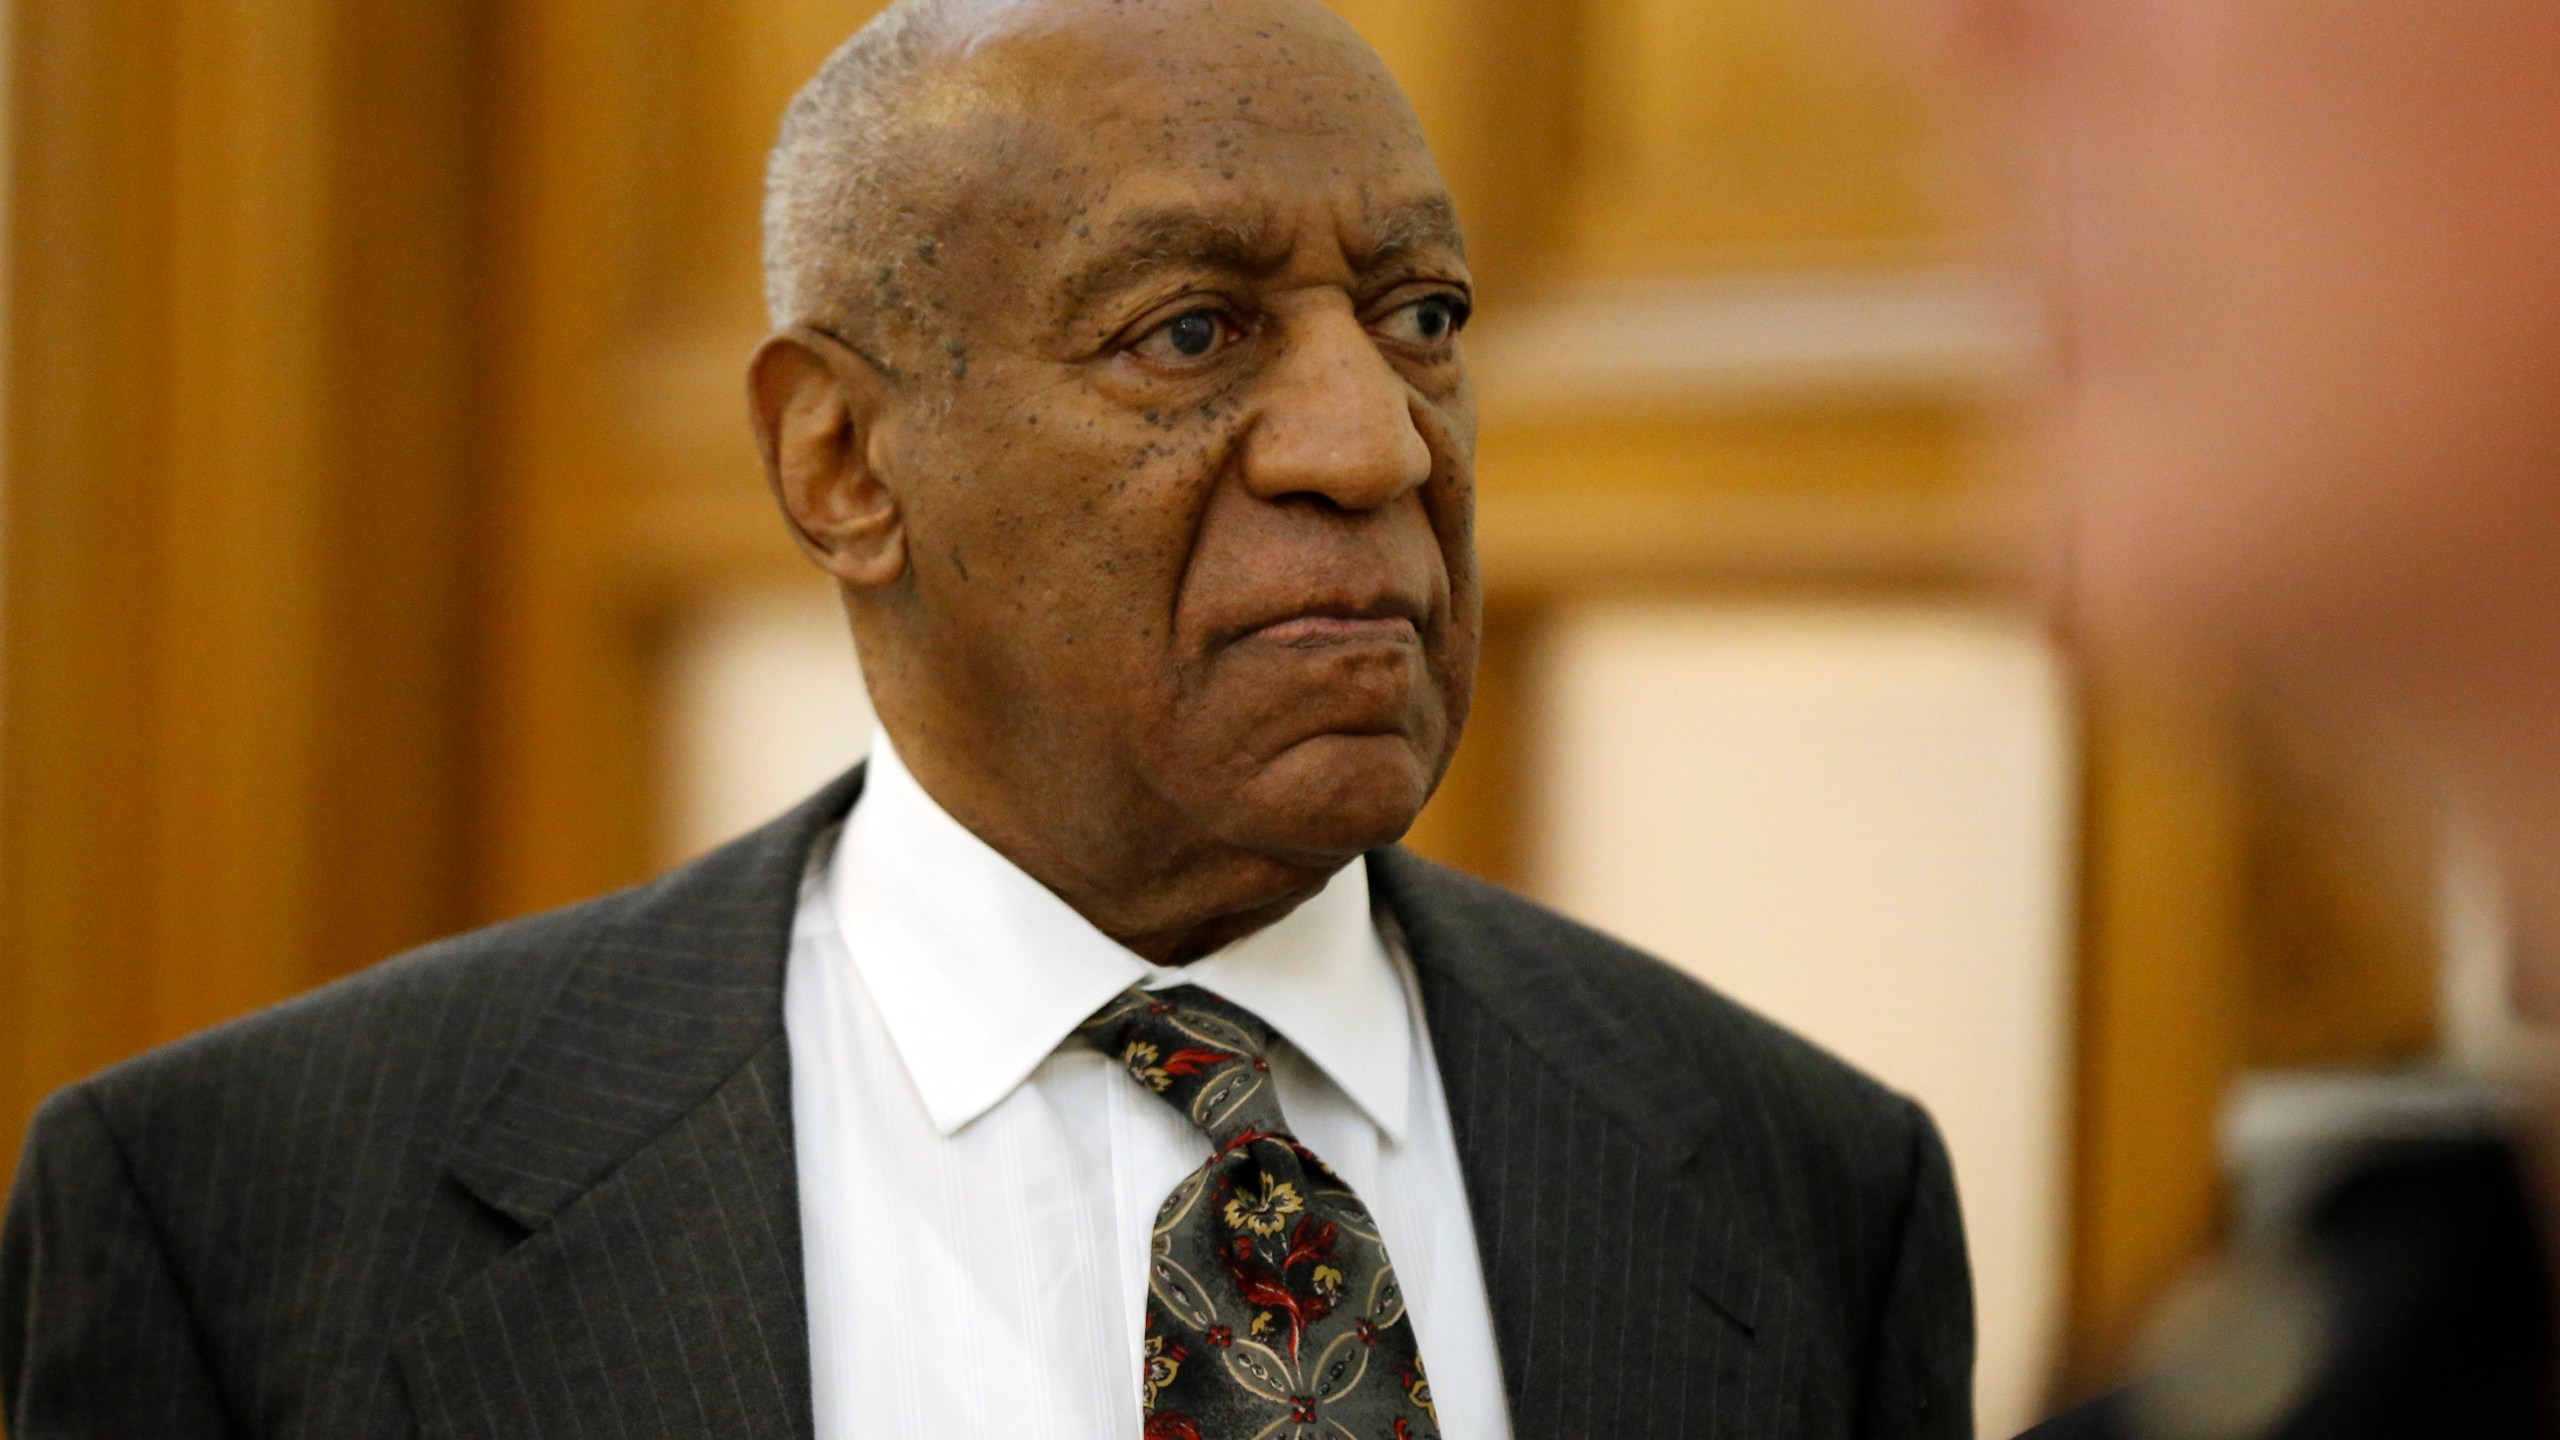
top-left (396, 1036), bottom-right (810, 1440)
top-left (1373, 850), bottom-right (1972, 1439)
top-left (3, 767), bottom-right (1971, 1439)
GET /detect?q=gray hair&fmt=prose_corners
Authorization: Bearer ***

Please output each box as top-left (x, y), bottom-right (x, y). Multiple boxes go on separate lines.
top-left (761, 0), bottom-right (1007, 335)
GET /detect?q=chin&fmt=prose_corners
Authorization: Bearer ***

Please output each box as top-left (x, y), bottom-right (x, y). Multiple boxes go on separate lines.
top-left (1220, 731), bottom-right (1439, 862)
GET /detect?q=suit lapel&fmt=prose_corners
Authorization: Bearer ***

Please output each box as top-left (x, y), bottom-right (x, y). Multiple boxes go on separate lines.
top-left (391, 781), bottom-right (1803, 1438)
top-left (1372, 847), bottom-right (1809, 1440)
top-left (397, 768), bottom-right (868, 1440)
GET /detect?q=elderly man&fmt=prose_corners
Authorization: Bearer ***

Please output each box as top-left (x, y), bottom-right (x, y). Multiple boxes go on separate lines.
top-left (1, 1), bottom-right (1972, 1436)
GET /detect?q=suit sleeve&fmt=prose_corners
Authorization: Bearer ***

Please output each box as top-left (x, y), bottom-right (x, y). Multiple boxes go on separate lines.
top-left (1858, 1099), bottom-right (1976, 1440)
top-left (2, 1085), bottom-right (237, 1438)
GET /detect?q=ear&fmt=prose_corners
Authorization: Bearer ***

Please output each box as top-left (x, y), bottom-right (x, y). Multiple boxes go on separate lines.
top-left (748, 326), bottom-right (906, 590)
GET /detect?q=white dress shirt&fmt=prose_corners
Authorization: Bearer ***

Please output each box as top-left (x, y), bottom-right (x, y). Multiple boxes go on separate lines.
top-left (785, 731), bottom-right (1512, 1439)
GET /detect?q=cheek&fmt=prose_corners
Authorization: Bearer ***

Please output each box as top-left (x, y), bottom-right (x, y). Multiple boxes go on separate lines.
top-left (897, 407), bottom-right (1187, 615)
top-left (1413, 390), bottom-right (1479, 570)
top-left (1012, 415), bottom-right (1238, 675)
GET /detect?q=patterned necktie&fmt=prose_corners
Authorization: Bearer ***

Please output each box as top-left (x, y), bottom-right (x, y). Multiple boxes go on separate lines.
top-left (1076, 984), bottom-right (1441, 1440)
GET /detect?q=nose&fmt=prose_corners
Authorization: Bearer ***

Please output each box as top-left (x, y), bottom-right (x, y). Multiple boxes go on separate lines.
top-left (1238, 299), bottom-right (1433, 511)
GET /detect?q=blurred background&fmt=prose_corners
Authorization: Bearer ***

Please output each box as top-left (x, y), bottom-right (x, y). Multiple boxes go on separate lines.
top-left (0, 0), bottom-right (2516, 1431)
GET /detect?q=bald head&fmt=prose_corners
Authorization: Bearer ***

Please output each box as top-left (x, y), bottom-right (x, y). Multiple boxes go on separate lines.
top-left (761, 0), bottom-right (1436, 362)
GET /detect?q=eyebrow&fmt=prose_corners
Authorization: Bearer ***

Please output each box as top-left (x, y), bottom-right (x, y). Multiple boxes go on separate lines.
top-left (1060, 207), bottom-right (1292, 306)
top-left (1057, 194), bottom-right (1468, 310)
top-left (1351, 195), bottom-right (1467, 271)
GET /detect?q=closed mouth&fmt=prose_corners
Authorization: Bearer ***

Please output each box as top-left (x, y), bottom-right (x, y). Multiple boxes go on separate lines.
top-left (1243, 610), bottom-right (1421, 648)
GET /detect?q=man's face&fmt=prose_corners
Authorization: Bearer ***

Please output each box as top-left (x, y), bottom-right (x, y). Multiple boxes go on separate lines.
top-left (859, 0), bottom-right (1478, 879)
top-left (1914, 0), bottom-right (2560, 686)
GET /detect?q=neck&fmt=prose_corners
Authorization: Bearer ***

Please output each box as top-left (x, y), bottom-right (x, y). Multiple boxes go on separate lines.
top-left (871, 711), bottom-right (1338, 967)
top-left (1110, 888), bottom-right (1332, 966)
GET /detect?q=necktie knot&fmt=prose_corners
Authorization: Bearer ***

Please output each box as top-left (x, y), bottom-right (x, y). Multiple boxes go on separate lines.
top-left (1075, 985), bottom-right (1292, 1149)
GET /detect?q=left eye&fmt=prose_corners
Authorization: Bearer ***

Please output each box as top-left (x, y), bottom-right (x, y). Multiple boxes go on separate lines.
top-left (1132, 307), bottom-right (1237, 363)
top-left (1377, 293), bottom-right (1470, 347)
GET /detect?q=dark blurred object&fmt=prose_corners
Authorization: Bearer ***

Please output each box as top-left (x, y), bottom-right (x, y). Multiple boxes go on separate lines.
top-left (2026, 1132), bottom-right (2555, 1440)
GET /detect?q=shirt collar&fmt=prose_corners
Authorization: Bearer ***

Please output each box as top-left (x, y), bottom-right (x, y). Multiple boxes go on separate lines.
top-left (832, 729), bottom-right (1414, 1144)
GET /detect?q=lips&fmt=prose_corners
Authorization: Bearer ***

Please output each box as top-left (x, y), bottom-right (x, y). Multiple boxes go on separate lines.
top-left (1250, 613), bottom-right (1419, 646)
top-left (1233, 595), bottom-right (1425, 649)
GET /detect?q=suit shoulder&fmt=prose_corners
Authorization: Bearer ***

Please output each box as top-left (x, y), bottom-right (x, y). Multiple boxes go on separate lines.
top-left (1376, 848), bottom-right (1931, 1169)
top-left (72, 882), bottom-right (651, 1143)
top-left (59, 769), bottom-right (858, 1187)
top-left (58, 756), bottom-right (860, 1167)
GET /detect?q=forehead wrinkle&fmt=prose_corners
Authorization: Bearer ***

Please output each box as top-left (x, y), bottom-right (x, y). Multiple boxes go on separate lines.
top-left (1059, 204), bottom-right (1291, 307)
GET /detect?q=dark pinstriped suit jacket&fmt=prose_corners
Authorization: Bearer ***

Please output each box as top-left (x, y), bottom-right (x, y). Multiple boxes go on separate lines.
top-left (3, 767), bottom-right (1973, 1439)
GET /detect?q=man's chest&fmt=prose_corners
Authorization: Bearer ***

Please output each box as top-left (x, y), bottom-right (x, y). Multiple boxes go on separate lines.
top-left (783, 967), bottom-right (1507, 1439)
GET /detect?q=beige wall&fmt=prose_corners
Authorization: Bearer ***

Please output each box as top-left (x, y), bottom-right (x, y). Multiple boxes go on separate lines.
top-left (662, 581), bottom-right (872, 862)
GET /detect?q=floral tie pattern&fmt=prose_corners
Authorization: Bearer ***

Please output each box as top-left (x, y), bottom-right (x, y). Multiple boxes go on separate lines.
top-left (1077, 985), bottom-right (1441, 1440)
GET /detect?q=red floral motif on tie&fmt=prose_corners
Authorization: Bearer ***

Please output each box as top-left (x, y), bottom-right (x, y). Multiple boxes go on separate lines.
top-left (1078, 984), bottom-right (1441, 1440)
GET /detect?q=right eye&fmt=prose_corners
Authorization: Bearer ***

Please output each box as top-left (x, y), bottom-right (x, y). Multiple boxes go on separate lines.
top-left (1130, 306), bottom-right (1240, 365)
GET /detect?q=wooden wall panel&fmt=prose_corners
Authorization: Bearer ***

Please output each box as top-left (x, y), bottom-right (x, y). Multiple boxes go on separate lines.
top-left (2, 0), bottom-right (180, 1183)
top-left (475, 0), bottom-right (663, 916)
top-left (311, 0), bottom-right (490, 971)
top-left (1329, 0), bottom-right (1583, 287)
top-left (153, 0), bottom-right (336, 1031)
top-left (1, 0), bottom-right (488, 1183)
top-left (1566, 0), bottom-right (1957, 269)
top-left (2065, 672), bottom-right (2255, 1387)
